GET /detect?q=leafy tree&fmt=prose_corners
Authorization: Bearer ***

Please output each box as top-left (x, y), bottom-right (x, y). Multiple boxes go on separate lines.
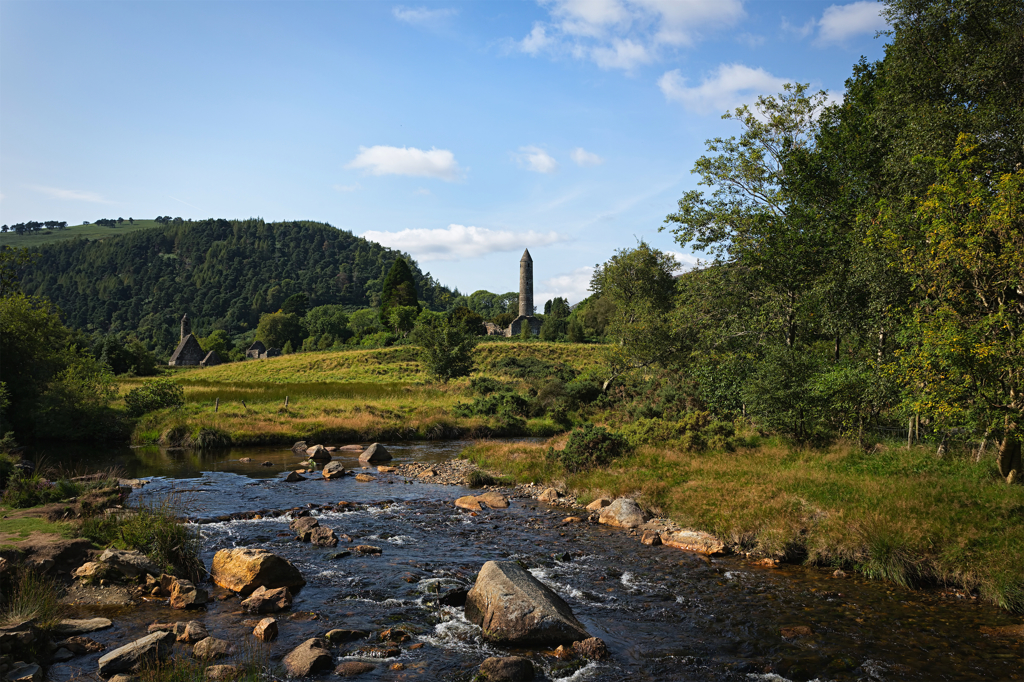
top-left (281, 293), bottom-right (309, 317)
top-left (449, 307), bottom-right (485, 336)
top-left (255, 311), bottom-right (303, 350)
top-left (388, 305), bottom-right (421, 337)
top-left (348, 308), bottom-right (384, 340)
top-left (199, 329), bottom-right (232, 358)
top-left (379, 258), bottom-right (420, 327)
top-left (124, 377), bottom-right (185, 417)
top-left (302, 304), bottom-right (351, 343)
top-left (414, 314), bottom-right (477, 383)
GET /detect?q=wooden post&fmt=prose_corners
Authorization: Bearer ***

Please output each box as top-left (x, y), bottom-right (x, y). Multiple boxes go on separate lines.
top-left (284, 396), bottom-right (289, 409)
top-left (908, 416), bottom-right (913, 448)
top-left (915, 414), bottom-right (919, 443)
top-left (214, 397), bottom-right (219, 413)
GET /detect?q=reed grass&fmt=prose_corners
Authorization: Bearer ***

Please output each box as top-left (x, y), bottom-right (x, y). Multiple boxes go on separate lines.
top-left (462, 437), bottom-right (1024, 613)
top-left (0, 570), bottom-right (67, 630)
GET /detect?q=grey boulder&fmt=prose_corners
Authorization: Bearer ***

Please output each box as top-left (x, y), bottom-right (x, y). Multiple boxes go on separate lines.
top-left (97, 549), bottom-right (160, 578)
top-left (282, 637), bottom-right (334, 677)
top-left (97, 631), bottom-right (174, 677)
top-left (322, 461), bottom-right (346, 479)
top-left (465, 560), bottom-right (590, 645)
top-left (478, 656), bottom-right (536, 681)
top-left (598, 498), bottom-right (645, 529)
top-left (358, 443), bottom-right (392, 463)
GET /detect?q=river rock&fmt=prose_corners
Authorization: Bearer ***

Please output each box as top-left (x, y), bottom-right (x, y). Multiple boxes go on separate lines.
top-left (478, 656), bottom-right (535, 681)
top-left (538, 488), bottom-right (560, 503)
top-left (585, 498), bottom-right (611, 511)
top-left (73, 561), bottom-right (111, 581)
top-left (306, 445), bottom-right (331, 461)
top-left (598, 498), bottom-right (645, 529)
top-left (178, 621), bottom-right (209, 643)
top-left (455, 496), bottom-right (483, 511)
top-left (241, 585), bottom-right (292, 613)
top-left (354, 545), bottom-right (381, 555)
top-left (5, 663), bottom-right (42, 682)
top-left (572, 636), bottom-right (611, 660)
top-left (170, 579), bottom-right (209, 609)
top-left (290, 516), bottom-right (319, 541)
top-left (283, 471), bottom-right (306, 482)
top-left (325, 629), bottom-right (369, 643)
top-left (205, 664), bottom-right (241, 680)
top-left (193, 636), bottom-right (232, 659)
top-left (54, 618), bottom-right (113, 636)
top-left (59, 636), bottom-right (105, 654)
top-left (335, 662), bottom-right (376, 677)
top-left (52, 648), bottom-right (75, 663)
top-left (108, 676), bottom-right (136, 682)
top-left (253, 618), bottom-right (278, 642)
top-left (478, 491), bottom-right (509, 509)
top-left (358, 443), bottom-right (391, 462)
top-left (97, 631), bottom-right (174, 677)
top-left (211, 548), bottom-right (306, 595)
top-left (465, 560), bottom-right (590, 645)
top-left (659, 529), bottom-right (727, 556)
top-left (98, 548), bottom-right (160, 578)
top-left (354, 473), bottom-right (375, 482)
top-left (379, 628), bottom-right (410, 643)
top-left (291, 441), bottom-right (308, 455)
top-left (640, 531), bottom-right (662, 546)
top-left (311, 526), bottom-right (339, 547)
top-left (282, 638), bottom-right (334, 677)
top-left (322, 461), bottom-right (346, 479)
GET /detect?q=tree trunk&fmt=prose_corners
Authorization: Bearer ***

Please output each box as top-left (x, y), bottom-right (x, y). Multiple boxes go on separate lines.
top-left (997, 416), bottom-right (1022, 479)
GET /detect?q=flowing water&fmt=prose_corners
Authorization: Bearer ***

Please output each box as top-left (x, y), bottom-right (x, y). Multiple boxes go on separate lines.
top-left (45, 442), bottom-right (1022, 682)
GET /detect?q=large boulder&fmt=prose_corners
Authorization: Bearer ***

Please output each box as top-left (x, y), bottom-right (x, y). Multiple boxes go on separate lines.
top-left (465, 561), bottom-right (590, 645)
top-left (598, 498), bottom-right (645, 529)
top-left (358, 443), bottom-right (392, 463)
top-left (282, 638), bottom-right (334, 677)
top-left (306, 445), bottom-right (331, 461)
top-left (97, 549), bottom-right (160, 579)
top-left (210, 548), bottom-right (306, 595)
top-left (193, 637), bottom-right (232, 659)
top-left (322, 461), bottom-right (346, 479)
top-left (478, 656), bottom-right (535, 681)
top-left (97, 631), bottom-right (174, 677)
top-left (310, 526), bottom-right (339, 548)
top-left (291, 441), bottom-right (308, 455)
top-left (253, 618), bottom-right (278, 642)
top-left (240, 586), bottom-right (293, 614)
top-left (169, 579), bottom-right (208, 609)
top-left (290, 516), bottom-right (319, 542)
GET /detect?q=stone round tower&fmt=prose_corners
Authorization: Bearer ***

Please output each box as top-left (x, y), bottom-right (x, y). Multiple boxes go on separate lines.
top-left (519, 249), bottom-right (533, 316)
top-left (180, 313), bottom-right (191, 341)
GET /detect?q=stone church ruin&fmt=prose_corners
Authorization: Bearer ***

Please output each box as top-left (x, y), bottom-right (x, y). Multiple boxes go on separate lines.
top-left (168, 314), bottom-right (206, 366)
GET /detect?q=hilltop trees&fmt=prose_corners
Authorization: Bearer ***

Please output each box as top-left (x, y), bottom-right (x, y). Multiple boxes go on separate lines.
top-left (379, 257), bottom-right (420, 327)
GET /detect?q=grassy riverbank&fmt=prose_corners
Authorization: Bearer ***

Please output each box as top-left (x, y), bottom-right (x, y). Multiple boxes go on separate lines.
top-left (128, 342), bottom-right (598, 446)
top-left (462, 436), bottom-right (1024, 612)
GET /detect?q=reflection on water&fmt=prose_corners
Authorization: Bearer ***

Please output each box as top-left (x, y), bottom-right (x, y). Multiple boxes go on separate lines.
top-left (39, 442), bottom-right (1024, 682)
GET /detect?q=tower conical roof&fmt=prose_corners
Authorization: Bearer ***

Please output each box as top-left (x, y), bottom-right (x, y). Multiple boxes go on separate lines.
top-left (521, 248), bottom-right (532, 262)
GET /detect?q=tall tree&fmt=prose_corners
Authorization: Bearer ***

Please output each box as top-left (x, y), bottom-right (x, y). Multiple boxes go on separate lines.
top-left (379, 257), bottom-right (420, 327)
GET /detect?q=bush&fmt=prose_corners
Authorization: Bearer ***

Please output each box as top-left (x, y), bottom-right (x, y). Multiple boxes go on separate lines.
top-left (0, 570), bottom-right (66, 630)
top-left (556, 424), bottom-right (627, 472)
top-left (414, 315), bottom-right (476, 383)
top-left (470, 377), bottom-right (509, 395)
top-left (124, 378), bottom-right (185, 418)
top-left (492, 356), bottom-right (577, 383)
top-left (563, 379), bottom-right (602, 407)
top-left (80, 495), bottom-right (203, 581)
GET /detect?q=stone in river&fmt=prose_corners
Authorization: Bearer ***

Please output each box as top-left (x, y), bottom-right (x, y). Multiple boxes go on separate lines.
top-left (572, 636), bottom-right (611, 660)
top-left (98, 548), bottom-right (160, 578)
top-left (97, 631), bottom-right (174, 677)
top-left (177, 621), bottom-right (209, 643)
top-left (640, 531), bottom-right (662, 546)
top-left (659, 529), bottom-right (727, 556)
top-left (379, 628), bottom-right (410, 643)
top-left (5, 663), bottom-right (42, 682)
top-left (291, 441), bottom-right (308, 455)
top-left (205, 664), bottom-right (241, 680)
top-left (210, 548), bottom-right (306, 595)
top-left (170, 579), bottom-right (208, 609)
top-left (261, 461), bottom-right (273, 466)
top-left (241, 586), bottom-right (293, 613)
top-left (282, 638), bottom-right (334, 677)
top-left (465, 560), bottom-right (590, 645)
top-left (193, 636), bottom-right (232, 659)
top-left (238, 457), bottom-right (251, 463)
top-left (322, 461), bottom-right (346, 479)
top-left (253, 617), bottom-right (278, 642)
top-left (310, 526), bottom-right (339, 547)
top-left (538, 488), bottom-right (560, 503)
top-left (455, 496), bottom-right (483, 511)
top-left (585, 498), bottom-right (612, 511)
top-left (59, 636), bottom-right (105, 654)
top-left (325, 629), bottom-right (369, 643)
top-left (358, 443), bottom-right (392, 462)
top-left (781, 625), bottom-right (813, 638)
top-left (290, 516), bottom-right (319, 541)
top-left (377, 465), bottom-right (397, 473)
top-left (478, 655), bottom-right (536, 681)
top-left (354, 545), bottom-right (382, 555)
top-left (355, 473), bottom-right (375, 482)
top-left (306, 444), bottom-right (331, 461)
top-left (54, 618), bottom-right (113, 636)
top-left (478, 491), bottom-right (509, 508)
top-left (283, 471), bottom-right (306, 482)
top-left (597, 498), bottom-right (645, 529)
top-left (51, 648), bottom-right (74, 663)
top-left (335, 661), bottom-right (376, 677)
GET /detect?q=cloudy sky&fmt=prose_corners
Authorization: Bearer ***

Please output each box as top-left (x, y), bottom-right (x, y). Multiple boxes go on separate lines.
top-left (0, 1), bottom-right (889, 304)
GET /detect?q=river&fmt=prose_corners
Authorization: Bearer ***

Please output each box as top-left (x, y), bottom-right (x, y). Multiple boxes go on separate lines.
top-left (45, 442), bottom-right (1022, 681)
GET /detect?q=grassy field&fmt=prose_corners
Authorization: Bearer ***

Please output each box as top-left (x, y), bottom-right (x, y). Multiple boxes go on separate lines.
top-left (462, 436), bottom-right (1024, 612)
top-left (127, 342), bottom-right (600, 446)
top-left (0, 220), bottom-right (163, 248)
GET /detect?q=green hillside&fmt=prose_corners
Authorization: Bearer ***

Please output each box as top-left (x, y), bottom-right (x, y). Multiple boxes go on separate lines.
top-left (14, 218), bottom-right (455, 357)
top-left (0, 220), bottom-right (164, 247)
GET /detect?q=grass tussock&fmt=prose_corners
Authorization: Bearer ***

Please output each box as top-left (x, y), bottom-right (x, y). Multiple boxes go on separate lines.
top-left (0, 569), bottom-right (67, 631)
top-left (81, 492), bottom-right (204, 582)
top-left (462, 437), bottom-right (1024, 613)
top-left (136, 637), bottom-right (271, 682)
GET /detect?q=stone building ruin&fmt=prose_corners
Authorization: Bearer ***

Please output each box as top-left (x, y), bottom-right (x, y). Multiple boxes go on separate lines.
top-left (168, 314), bottom-right (206, 366)
top-left (504, 249), bottom-right (541, 337)
top-left (246, 340), bottom-right (280, 360)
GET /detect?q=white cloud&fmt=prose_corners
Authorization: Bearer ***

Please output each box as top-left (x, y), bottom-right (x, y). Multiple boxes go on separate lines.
top-left (346, 145), bottom-right (462, 181)
top-left (736, 32), bottom-right (765, 48)
top-left (536, 266), bottom-right (595, 305)
top-left (590, 38), bottom-right (650, 70)
top-left (414, 188), bottom-right (432, 196)
top-left (664, 250), bottom-right (702, 272)
top-left (361, 224), bottom-right (565, 261)
top-left (658, 63), bottom-right (787, 115)
top-left (392, 6), bottom-right (457, 26)
top-left (815, 1), bottom-right (887, 46)
top-left (518, 0), bottom-right (744, 69)
top-left (26, 185), bottom-right (112, 204)
top-left (515, 146), bottom-right (559, 174)
top-left (333, 183), bottom-right (361, 193)
top-left (570, 147), bottom-right (604, 167)
top-left (781, 16), bottom-right (816, 39)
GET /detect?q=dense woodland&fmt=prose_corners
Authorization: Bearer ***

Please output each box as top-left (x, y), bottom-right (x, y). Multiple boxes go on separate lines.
top-left (14, 219), bottom-right (455, 358)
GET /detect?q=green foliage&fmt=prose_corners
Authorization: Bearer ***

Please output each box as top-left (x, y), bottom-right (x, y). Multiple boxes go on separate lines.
top-left (36, 354), bottom-right (124, 441)
top-left (491, 356), bottom-right (577, 383)
top-left (388, 305), bottom-right (421, 337)
top-left (80, 495), bottom-right (204, 581)
top-left (555, 424), bottom-right (627, 472)
top-left (1, 471), bottom-right (119, 509)
top-left (198, 329), bottom-right (232, 358)
top-left (449, 306), bottom-right (485, 336)
top-left (0, 570), bottom-right (66, 631)
top-left (255, 311), bottom-right (303, 350)
top-left (414, 314), bottom-right (476, 383)
top-left (124, 378), bottom-right (186, 417)
top-left (302, 304), bottom-right (351, 341)
top-left (470, 377), bottom-right (509, 395)
top-left (281, 292), bottom-right (309, 317)
top-left (380, 257), bottom-right (421, 327)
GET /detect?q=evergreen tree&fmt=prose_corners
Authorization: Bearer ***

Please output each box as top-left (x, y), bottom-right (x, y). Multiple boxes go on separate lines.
top-left (379, 257), bottom-right (420, 326)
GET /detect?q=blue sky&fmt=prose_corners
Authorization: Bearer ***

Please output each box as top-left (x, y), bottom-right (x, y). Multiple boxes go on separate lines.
top-left (0, 0), bottom-right (889, 304)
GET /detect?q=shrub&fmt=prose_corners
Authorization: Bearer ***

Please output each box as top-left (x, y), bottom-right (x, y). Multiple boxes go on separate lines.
top-left (492, 356), bottom-right (577, 383)
top-left (470, 377), bottom-right (508, 395)
top-left (556, 423), bottom-right (627, 472)
top-left (124, 378), bottom-right (185, 418)
top-left (0, 570), bottom-right (66, 630)
top-left (563, 379), bottom-right (602, 407)
top-left (2, 472), bottom-right (82, 508)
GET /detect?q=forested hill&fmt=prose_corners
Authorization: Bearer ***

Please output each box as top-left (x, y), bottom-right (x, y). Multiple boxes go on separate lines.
top-left (15, 219), bottom-right (454, 354)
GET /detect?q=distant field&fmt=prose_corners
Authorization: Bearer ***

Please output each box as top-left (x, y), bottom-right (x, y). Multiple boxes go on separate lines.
top-left (0, 220), bottom-right (163, 247)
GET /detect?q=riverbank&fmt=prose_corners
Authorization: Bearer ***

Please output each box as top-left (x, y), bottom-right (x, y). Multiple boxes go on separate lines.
top-left (462, 436), bottom-right (1024, 613)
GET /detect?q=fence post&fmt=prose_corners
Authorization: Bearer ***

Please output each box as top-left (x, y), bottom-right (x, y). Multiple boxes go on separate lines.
top-left (908, 416), bottom-right (913, 448)
top-left (214, 397), bottom-right (219, 413)
top-left (284, 396), bottom-right (289, 409)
